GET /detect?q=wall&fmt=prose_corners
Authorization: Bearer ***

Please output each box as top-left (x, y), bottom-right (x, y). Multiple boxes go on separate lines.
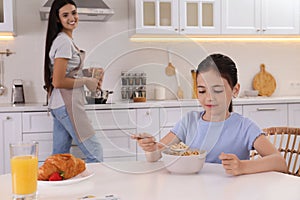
top-left (0, 0), bottom-right (300, 104)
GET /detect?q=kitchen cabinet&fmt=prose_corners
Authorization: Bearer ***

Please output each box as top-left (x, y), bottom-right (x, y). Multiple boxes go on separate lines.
top-left (136, 108), bottom-right (160, 160)
top-left (135, 0), bottom-right (221, 34)
top-left (159, 106), bottom-right (203, 139)
top-left (243, 104), bottom-right (288, 129)
top-left (0, 0), bottom-right (15, 35)
top-left (222, 0), bottom-right (299, 35)
top-left (86, 109), bottom-right (137, 161)
top-left (22, 112), bottom-right (53, 164)
top-left (288, 103), bottom-right (300, 126)
top-left (0, 113), bottom-right (21, 174)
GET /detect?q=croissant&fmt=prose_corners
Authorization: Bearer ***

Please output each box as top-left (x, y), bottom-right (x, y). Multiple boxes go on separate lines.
top-left (38, 153), bottom-right (86, 181)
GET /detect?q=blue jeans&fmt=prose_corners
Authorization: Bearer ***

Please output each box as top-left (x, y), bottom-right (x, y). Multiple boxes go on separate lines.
top-left (50, 106), bottom-right (103, 163)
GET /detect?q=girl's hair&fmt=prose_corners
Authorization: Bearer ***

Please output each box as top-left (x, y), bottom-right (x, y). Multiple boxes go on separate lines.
top-left (43, 0), bottom-right (77, 95)
top-left (196, 53), bottom-right (238, 112)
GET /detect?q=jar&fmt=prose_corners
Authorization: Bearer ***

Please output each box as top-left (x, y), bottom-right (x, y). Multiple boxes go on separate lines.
top-left (121, 72), bottom-right (128, 86)
top-left (141, 72), bottom-right (147, 85)
top-left (127, 73), bottom-right (134, 85)
top-left (134, 73), bottom-right (141, 85)
top-left (121, 87), bottom-right (128, 100)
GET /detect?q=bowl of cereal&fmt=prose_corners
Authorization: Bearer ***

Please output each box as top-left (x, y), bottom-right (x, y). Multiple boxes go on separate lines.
top-left (161, 147), bottom-right (207, 174)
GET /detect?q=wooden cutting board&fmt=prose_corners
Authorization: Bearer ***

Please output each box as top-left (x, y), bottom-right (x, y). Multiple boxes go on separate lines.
top-left (252, 64), bottom-right (276, 96)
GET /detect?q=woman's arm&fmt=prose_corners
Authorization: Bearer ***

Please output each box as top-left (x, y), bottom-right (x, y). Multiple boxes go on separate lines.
top-left (219, 135), bottom-right (287, 175)
top-left (132, 132), bottom-right (180, 162)
top-left (52, 58), bottom-right (98, 91)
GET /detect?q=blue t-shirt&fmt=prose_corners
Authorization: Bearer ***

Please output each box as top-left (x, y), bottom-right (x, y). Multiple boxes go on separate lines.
top-left (171, 111), bottom-right (263, 163)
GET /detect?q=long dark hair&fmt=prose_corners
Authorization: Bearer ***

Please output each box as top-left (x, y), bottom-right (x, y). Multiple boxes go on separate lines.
top-left (43, 0), bottom-right (77, 95)
top-left (196, 54), bottom-right (238, 112)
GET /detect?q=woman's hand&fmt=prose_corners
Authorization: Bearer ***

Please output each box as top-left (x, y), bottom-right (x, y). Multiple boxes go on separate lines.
top-left (84, 77), bottom-right (99, 92)
top-left (131, 133), bottom-right (158, 152)
top-left (219, 152), bottom-right (244, 175)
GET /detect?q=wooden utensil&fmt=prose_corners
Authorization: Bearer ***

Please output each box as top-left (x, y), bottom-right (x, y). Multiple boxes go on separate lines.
top-left (165, 50), bottom-right (175, 76)
top-left (252, 64), bottom-right (276, 96)
top-left (175, 68), bottom-right (184, 99)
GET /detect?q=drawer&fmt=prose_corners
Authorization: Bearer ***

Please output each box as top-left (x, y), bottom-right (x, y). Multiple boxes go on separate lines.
top-left (159, 106), bottom-right (202, 127)
top-left (71, 129), bottom-right (137, 159)
top-left (87, 110), bottom-right (136, 130)
top-left (22, 112), bottom-right (53, 133)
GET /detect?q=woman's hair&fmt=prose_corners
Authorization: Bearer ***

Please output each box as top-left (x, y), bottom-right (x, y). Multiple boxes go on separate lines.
top-left (43, 0), bottom-right (77, 95)
top-left (196, 53), bottom-right (238, 112)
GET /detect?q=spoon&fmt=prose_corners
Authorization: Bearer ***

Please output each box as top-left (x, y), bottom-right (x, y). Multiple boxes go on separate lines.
top-left (133, 135), bottom-right (188, 152)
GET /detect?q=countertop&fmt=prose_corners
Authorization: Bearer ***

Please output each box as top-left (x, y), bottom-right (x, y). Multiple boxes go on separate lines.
top-left (0, 96), bottom-right (300, 112)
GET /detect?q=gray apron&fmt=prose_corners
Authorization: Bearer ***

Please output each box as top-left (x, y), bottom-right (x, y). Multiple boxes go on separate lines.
top-left (59, 50), bottom-right (95, 142)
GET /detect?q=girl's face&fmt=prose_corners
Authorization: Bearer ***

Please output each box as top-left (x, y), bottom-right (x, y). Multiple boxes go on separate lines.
top-left (197, 69), bottom-right (239, 121)
top-left (58, 4), bottom-right (78, 34)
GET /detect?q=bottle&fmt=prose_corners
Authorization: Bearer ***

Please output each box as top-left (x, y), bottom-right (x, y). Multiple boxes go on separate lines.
top-left (191, 70), bottom-right (197, 99)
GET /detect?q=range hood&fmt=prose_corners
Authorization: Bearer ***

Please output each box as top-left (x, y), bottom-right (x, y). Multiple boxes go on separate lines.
top-left (40, 0), bottom-right (114, 21)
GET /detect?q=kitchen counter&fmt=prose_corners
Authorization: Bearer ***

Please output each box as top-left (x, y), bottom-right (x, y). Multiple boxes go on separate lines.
top-left (0, 96), bottom-right (300, 112)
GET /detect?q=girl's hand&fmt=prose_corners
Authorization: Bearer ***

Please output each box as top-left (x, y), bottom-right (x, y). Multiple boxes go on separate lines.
top-left (219, 152), bottom-right (244, 175)
top-left (131, 133), bottom-right (157, 152)
top-left (84, 77), bottom-right (99, 92)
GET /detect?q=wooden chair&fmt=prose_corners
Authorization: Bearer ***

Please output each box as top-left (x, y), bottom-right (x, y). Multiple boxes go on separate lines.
top-left (251, 127), bottom-right (300, 176)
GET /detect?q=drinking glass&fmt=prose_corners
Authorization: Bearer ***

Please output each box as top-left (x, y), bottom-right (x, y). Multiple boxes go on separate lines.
top-left (10, 141), bottom-right (39, 200)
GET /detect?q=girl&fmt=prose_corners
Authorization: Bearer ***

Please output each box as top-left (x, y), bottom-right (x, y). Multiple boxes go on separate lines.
top-left (132, 54), bottom-right (287, 175)
top-left (44, 0), bottom-right (103, 162)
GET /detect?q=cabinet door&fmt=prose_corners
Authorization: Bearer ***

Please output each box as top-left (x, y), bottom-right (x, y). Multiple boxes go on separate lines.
top-left (0, 0), bottom-right (15, 34)
top-left (222, 0), bottom-right (260, 34)
top-left (261, 0), bottom-right (299, 34)
top-left (0, 113), bottom-right (22, 174)
top-left (288, 104), bottom-right (300, 126)
top-left (87, 110), bottom-right (136, 130)
top-left (22, 112), bottom-right (53, 133)
top-left (180, 0), bottom-right (221, 34)
top-left (136, 0), bottom-right (179, 34)
top-left (23, 133), bottom-right (53, 163)
top-left (243, 104), bottom-right (288, 128)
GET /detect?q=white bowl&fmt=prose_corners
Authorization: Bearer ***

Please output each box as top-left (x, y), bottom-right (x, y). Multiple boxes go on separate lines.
top-left (162, 149), bottom-right (207, 174)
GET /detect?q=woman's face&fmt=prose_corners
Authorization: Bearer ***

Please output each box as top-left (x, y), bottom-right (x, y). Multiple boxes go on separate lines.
top-left (197, 69), bottom-right (239, 121)
top-left (58, 4), bottom-right (78, 33)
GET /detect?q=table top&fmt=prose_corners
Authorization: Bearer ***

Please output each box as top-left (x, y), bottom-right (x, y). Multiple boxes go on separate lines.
top-left (0, 161), bottom-right (299, 200)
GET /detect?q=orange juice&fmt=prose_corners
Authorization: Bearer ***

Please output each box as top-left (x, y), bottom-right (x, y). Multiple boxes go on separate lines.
top-left (10, 155), bottom-right (38, 195)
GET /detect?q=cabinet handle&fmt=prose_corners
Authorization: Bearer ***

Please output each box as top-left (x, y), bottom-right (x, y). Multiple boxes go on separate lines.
top-left (146, 111), bottom-right (150, 115)
top-left (6, 116), bottom-right (11, 120)
top-left (256, 108), bottom-right (277, 111)
top-left (174, 28), bottom-right (178, 31)
top-left (181, 28), bottom-right (184, 31)
top-left (262, 29), bottom-right (266, 32)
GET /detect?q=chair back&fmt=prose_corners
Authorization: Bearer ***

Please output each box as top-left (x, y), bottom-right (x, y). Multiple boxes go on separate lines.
top-left (251, 127), bottom-right (300, 176)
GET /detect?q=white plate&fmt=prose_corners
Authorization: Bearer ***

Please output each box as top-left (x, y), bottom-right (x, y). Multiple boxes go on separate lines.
top-left (38, 169), bottom-right (94, 186)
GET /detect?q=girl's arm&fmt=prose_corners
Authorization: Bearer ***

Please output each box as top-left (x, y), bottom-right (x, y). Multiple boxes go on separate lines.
top-left (219, 135), bottom-right (287, 175)
top-left (132, 132), bottom-right (180, 162)
top-left (52, 58), bottom-right (98, 91)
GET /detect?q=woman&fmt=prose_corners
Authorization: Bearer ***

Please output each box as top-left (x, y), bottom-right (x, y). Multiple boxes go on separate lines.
top-left (132, 54), bottom-right (287, 175)
top-left (44, 0), bottom-right (103, 162)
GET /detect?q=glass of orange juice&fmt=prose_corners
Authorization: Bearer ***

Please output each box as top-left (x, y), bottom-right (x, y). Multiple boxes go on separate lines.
top-left (10, 141), bottom-right (38, 200)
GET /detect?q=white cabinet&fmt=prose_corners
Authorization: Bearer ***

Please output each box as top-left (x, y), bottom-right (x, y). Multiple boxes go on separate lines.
top-left (159, 106), bottom-right (203, 139)
top-left (136, 108), bottom-right (160, 160)
top-left (0, 113), bottom-right (22, 174)
top-left (222, 0), bottom-right (299, 34)
top-left (22, 112), bottom-right (53, 163)
top-left (86, 109), bottom-right (137, 161)
top-left (135, 0), bottom-right (220, 34)
top-left (233, 105), bottom-right (243, 115)
top-left (243, 104), bottom-right (288, 128)
top-left (0, 0), bottom-right (15, 35)
top-left (288, 103), bottom-right (300, 126)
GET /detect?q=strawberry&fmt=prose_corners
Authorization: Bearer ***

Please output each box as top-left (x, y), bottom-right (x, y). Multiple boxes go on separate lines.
top-left (48, 172), bottom-right (63, 181)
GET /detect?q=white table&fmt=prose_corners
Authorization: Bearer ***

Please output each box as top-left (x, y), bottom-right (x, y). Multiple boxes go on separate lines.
top-left (0, 161), bottom-right (299, 200)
